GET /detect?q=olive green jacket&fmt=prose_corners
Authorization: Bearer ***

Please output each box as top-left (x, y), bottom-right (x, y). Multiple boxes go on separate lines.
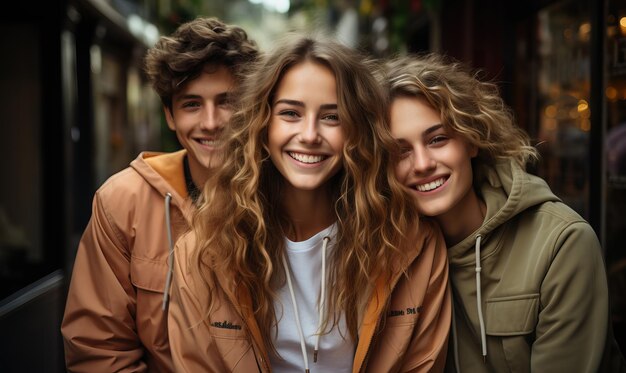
top-left (445, 160), bottom-right (613, 372)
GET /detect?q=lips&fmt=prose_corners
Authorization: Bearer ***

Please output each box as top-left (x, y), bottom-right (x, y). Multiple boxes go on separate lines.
top-left (414, 177), bottom-right (447, 192)
top-left (288, 151), bottom-right (327, 164)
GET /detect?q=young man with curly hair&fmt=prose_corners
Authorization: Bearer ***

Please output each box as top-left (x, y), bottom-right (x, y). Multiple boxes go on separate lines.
top-left (61, 17), bottom-right (258, 372)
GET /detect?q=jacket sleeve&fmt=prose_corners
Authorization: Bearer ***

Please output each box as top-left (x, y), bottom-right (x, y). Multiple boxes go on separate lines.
top-left (402, 222), bottom-right (451, 372)
top-left (168, 235), bottom-right (220, 372)
top-left (531, 221), bottom-right (609, 372)
top-left (61, 191), bottom-right (146, 373)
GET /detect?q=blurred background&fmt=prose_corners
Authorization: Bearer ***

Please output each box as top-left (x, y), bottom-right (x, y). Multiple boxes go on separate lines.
top-left (0, 0), bottom-right (625, 371)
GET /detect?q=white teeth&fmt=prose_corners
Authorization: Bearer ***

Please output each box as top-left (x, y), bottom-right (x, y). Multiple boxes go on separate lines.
top-left (289, 152), bottom-right (325, 164)
top-left (199, 139), bottom-right (218, 146)
top-left (416, 178), bottom-right (445, 192)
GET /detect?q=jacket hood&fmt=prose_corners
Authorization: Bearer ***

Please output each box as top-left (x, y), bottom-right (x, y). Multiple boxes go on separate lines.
top-left (447, 159), bottom-right (561, 264)
top-left (130, 150), bottom-right (189, 209)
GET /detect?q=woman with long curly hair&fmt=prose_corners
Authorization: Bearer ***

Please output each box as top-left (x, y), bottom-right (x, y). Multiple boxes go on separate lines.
top-left (167, 35), bottom-right (451, 372)
top-left (382, 53), bottom-right (621, 372)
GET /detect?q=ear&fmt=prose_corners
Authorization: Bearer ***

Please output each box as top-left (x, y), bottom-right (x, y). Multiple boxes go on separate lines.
top-left (164, 105), bottom-right (176, 131)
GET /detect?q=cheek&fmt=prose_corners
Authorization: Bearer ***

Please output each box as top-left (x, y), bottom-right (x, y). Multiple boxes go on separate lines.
top-left (219, 108), bottom-right (234, 122)
top-left (394, 159), bottom-right (411, 182)
top-left (328, 128), bottom-right (346, 150)
top-left (267, 122), bottom-right (279, 150)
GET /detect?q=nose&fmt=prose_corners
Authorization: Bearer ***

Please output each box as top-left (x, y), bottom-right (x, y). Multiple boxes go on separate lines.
top-left (200, 103), bottom-right (223, 131)
top-left (412, 146), bottom-right (436, 173)
top-left (298, 115), bottom-right (321, 144)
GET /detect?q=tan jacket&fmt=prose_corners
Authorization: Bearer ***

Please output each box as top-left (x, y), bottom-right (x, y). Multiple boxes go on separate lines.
top-left (61, 150), bottom-right (192, 373)
top-left (169, 219), bottom-right (451, 372)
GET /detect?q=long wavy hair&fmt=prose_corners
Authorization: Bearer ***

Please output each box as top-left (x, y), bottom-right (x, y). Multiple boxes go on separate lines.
top-left (381, 53), bottom-right (538, 169)
top-left (191, 34), bottom-right (418, 354)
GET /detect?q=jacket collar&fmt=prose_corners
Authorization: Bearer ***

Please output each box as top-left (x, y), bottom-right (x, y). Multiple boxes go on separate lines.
top-left (136, 150), bottom-right (189, 200)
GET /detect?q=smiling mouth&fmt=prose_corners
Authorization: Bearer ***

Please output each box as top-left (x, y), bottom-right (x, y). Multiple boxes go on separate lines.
top-left (197, 139), bottom-right (220, 147)
top-left (415, 177), bottom-right (447, 192)
top-left (288, 151), bottom-right (327, 164)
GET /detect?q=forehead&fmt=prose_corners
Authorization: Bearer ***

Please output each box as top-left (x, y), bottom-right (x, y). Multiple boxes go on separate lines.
top-left (390, 95), bottom-right (440, 134)
top-left (273, 61), bottom-right (337, 100)
top-left (174, 65), bottom-right (235, 97)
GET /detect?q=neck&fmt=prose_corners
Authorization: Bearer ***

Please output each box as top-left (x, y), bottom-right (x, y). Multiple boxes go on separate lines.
top-left (436, 190), bottom-right (486, 247)
top-left (281, 185), bottom-right (335, 242)
top-left (187, 156), bottom-right (210, 190)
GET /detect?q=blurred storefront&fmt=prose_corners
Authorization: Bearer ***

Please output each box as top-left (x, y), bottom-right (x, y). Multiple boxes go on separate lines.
top-left (0, 0), bottom-right (164, 370)
top-left (605, 0), bottom-right (626, 350)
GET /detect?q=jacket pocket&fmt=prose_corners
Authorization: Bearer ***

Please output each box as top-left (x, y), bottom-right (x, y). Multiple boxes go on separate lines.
top-left (485, 293), bottom-right (539, 372)
top-left (486, 293), bottom-right (539, 335)
top-left (130, 255), bottom-right (168, 293)
top-left (209, 324), bottom-right (255, 371)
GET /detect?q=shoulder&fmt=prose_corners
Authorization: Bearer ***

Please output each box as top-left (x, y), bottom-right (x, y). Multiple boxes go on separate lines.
top-left (521, 201), bottom-right (600, 251)
top-left (95, 166), bottom-right (151, 203)
top-left (531, 200), bottom-right (588, 225)
top-left (507, 202), bottom-right (603, 274)
top-left (415, 219), bottom-right (446, 259)
top-left (404, 219), bottom-right (447, 276)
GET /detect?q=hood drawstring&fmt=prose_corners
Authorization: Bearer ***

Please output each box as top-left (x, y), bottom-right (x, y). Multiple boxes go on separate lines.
top-left (451, 284), bottom-right (460, 372)
top-left (282, 236), bottom-right (330, 373)
top-left (474, 234), bottom-right (487, 362)
top-left (162, 193), bottom-right (175, 310)
top-left (314, 236), bottom-right (328, 362)
top-left (451, 233), bottom-right (487, 372)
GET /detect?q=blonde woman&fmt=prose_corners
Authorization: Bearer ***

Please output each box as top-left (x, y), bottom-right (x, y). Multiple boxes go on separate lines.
top-left (168, 36), bottom-right (451, 372)
top-left (382, 53), bottom-right (619, 372)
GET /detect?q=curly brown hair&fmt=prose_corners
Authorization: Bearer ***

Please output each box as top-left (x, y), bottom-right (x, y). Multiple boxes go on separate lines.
top-left (381, 53), bottom-right (537, 168)
top-left (144, 17), bottom-right (259, 109)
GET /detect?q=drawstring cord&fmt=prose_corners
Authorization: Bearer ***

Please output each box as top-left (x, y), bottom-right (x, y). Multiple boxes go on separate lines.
top-left (451, 284), bottom-right (460, 372)
top-left (162, 193), bottom-right (174, 310)
top-left (474, 234), bottom-right (487, 362)
top-left (282, 236), bottom-right (330, 373)
top-left (314, 236), bottom-right (328, 362)
top-left (451, 234), bottom-right (487, 372)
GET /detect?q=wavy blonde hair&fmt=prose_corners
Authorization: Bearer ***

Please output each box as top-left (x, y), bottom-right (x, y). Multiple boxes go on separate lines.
top-left (381, 53), bottom-right (537, 169)
top-left (191, 34), bottom-right (418, 354)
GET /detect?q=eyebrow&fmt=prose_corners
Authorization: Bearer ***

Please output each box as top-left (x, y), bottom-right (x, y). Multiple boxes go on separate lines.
top-left (174, 91), bottom-right (230, 102)
top-left (274, 99), bottom-right (337, 110)
top-left (423, 124), bottom-right (444, 137)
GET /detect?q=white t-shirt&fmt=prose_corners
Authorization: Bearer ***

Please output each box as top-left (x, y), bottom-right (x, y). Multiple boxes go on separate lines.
top-left (270, 223), bottom-right (354, 372)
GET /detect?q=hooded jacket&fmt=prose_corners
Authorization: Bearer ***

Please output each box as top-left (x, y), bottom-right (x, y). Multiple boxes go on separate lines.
top-left (445, 160), bottom-right (610, 372)
top-left (168, 219), bottom-right (451, 372)
top-left (61, 150), bottom-right (192, 373)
